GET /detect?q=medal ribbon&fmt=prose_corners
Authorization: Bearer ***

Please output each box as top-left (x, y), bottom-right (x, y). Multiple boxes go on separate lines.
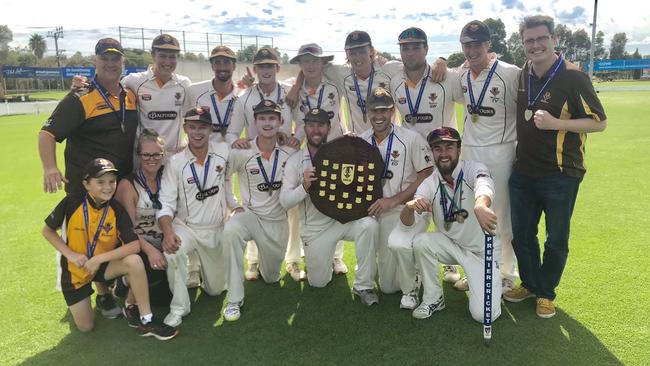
top-left (82, 194), bottom-right (110, 258)
top-left (257, 82), bottom-right (282, 104)
top-left (210, 94), bottom-right (235, 130)
top-left (256, 148), bottom-right (280, 192)
top-left (92, 78), bottom-right (126, 131)
top-left (190, 155), bottom-right (211, 192)
top-left (405, 66), bottom-right (430, 116)
top-left (467, 60), bottom-right (499, 114)
top-left (137, 168), bottom-right (161, 207)
top-left (371, 131), bottom-right (394, 179)
top-left (352, 64), bottom-right (375, 117)
top-left (527, 55), bottom-right (564, 109)
top-left (439, 170), bottom-right (464, 222)
top-left (305, 84), bottom-right (325, 110)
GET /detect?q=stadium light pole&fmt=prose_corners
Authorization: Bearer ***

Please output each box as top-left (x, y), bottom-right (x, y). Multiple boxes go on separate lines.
top-left (47, 27), bottom-right (64, 89)
top-left (588, 0), bottom-right (598, 81)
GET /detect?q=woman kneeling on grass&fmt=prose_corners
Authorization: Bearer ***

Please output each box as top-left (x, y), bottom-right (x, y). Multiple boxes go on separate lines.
top-left (113, 129), bottom-right (172, 325)
top-left (42, 158), bottom-right (178, 340)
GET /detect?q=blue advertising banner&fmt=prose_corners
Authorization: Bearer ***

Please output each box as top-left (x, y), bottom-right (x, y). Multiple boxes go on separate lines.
top-left (584, 59), bottom-right (650, 71)
top-left (61, 67), bottom-right (95, 78)
top-left (3, 66), bottom-right (147, 79)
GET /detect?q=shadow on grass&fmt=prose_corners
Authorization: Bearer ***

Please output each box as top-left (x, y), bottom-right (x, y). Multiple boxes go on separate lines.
top-left (19, 279), bottom-right (622, 366)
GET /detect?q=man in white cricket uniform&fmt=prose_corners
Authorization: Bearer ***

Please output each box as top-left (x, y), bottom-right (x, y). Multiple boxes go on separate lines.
top-left (390, 27), bottom-right (463, 141)
top-left (185, 46), bottom-right (245, 145)
top-left (157, 108), bottom-right (232, 327)
top-left (121, 34), bottom-right (191, 156)
top-left (280, 108), bottom-right (380, 305)
top-left (221, 100), bottom-right (296, 321)
top-left (291, 43), bottom-right (346, 142)
top-left (391, 127), bottom-right (502, 322)
top-left (359, 87), bottom-right (433, 309)
top-left (455, 20), bottom-right (521, 290)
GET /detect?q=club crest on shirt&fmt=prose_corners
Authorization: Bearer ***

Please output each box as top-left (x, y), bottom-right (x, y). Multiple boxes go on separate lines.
top-left (541, 91), bottom-right (552, 104)
top-left (102, 222), bottom-right (113, 234)
top-left (175, 92), bottom-right (182, 100)
top-left (43, 117), bottom-right (53, 127)
top-left (489, 87), bottom-right (501, 103)
top-left (328, 92), bottom-right (335, 101)
top-left (215, 165), bottom-right (224, 173)
top-left (379, 82), bottom-right (387, 89)
top-left (428, 93), bottom-right (438, 108)
top-left (424, 154), bottom-right (431, 163)
top-left (391, 150), bottom-right (400, 159)
top-left (462, 85), bottom-right (468, 93)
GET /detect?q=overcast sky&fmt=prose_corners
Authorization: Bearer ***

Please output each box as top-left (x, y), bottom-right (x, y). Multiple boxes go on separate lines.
top-left (3, 0), bottom-right (649, 62)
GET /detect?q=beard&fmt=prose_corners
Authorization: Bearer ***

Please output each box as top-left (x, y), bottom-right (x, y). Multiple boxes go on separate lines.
top-left (435, 157), bottom-right (459, 176)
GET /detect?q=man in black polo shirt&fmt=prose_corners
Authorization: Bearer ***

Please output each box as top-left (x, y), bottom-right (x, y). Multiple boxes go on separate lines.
top-left (503, 15), bottom-right (607, 318)
top-left (38, 38), bottom-right (138, 319)
top-left (39, 38), bottom-right (138, 195)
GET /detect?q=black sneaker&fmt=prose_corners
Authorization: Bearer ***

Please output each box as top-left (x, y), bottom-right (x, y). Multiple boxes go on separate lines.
top-left (112, 276), bottom-right (129, 299)
top-left (96, 294), bottom-right (122, 319)
top-left (138, 319), bottom-right (179, 341)
top-left (123, 304), bottom-right (141, 328)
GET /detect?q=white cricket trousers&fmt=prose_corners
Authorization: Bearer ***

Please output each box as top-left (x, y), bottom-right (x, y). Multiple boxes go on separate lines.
top-left (386, 210), bottom-right (429, 294)
top-left (413, 231), bottom-right (502, 323)
top-left (462, 142), bottom-right (518, 282)
top-left (164, 219), bottom-right (227, 317)
top-left (302, 216), bottom-right (378, 289)
top-left (222, 210), bottom-right (289, 303)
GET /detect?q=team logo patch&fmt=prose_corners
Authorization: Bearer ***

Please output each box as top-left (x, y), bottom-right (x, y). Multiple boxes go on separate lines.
top-left (141, 94), bottom-right (152, 101)
top-left (43, 117), bottom-right (53, 127)
top-left (425, 154), bottom-right (431, 162)
top-left (327, 111), bottom-right (335, 119)
top-left (541, 91), bottom-right (552, 104)
top-left (391, 150), bottom-right (400, 159)
top-left (175, 92), bottom-right (182, 100)
top-left (428, 93), bottom-right (438, 108)
top-left (462, 85), bottom-right (468, 93)
top-left (341, 164), bottom-right (355, 185)
top-left (398, 97), bottom-right (407, 104)
top-left (215, 165), bottom-right (224, 173)
top-left (328, 92), bottom-right (335, 100)
top-left (102, 222), bottom-right (113, 234)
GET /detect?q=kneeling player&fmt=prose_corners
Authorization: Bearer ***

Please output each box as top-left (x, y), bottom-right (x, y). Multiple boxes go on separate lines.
top-left (42, 158), bottom-right (178, 340)
top-left (391, 128), bottom-right (502, 322)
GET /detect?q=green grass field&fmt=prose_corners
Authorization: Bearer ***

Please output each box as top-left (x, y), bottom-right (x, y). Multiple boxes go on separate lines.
top-left (1, 88), bottom-right (649, 365)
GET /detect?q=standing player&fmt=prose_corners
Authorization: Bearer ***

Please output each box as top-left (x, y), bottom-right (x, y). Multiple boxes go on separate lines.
top-left (453, 20), bottom-right (521, 292)
top-left (121, 34), bottom-right (191, 156)
top-left (391, 127), bottom-right (501, 322)
top-left (185, 46), bottom-right (245, 145)
top-left (359, 87), bottom-right (433, 309)
top-left (390, 27), bottom-right (462, 141)
top-left (156, 108), bottom-right (232, 327)
top-left (504, 15), bottom-right (606, 318)
top-left (280, 108), bottom-right (380, 305)
top-left (221, 100), bottom-right (296, 321)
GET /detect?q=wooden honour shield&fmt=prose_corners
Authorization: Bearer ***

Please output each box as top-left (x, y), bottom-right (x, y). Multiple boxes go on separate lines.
top-left (309, 136), bottom-right (384, 223)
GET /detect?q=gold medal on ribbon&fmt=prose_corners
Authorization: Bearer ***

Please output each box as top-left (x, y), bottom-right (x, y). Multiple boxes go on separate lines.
top-left (524, 109), bottom-right (533, 121)
top-left (471, 113), bottom-right (479, 123)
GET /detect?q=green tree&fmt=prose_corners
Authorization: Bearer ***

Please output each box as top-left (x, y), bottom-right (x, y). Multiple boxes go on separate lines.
top-left (632, 48), bottom-right (642, 79)
top-left (66, 51), bottom-right (94, 67)
top-left (123, 48), bottom-right (153, 68)
top-left (483, 18), bottom-right (512, 63)
top-left (182, 52), bottom-right (199, 62)
top-left (28, 33), bottom-right (47, 59)
top-left (0, 25), bottom-right (13, 97)
top-left (447, 52), bottom-right (466, 68)
top-left (281, 53), bottom-right (289, 64)
top-left (378, 51), bottom-right (398, 61)
top-left (609, 32), bottom-right (628, 60)
top-left (594, 30), bottom-right (607, 59)
top-left (507, 32), bottom-right (526, 67)
top-left (572, 29), bottom-right (591, 63)
top-left (555, 24), bottom-right (574, 59)
top-left (237, 44), bottom-right (258, 63)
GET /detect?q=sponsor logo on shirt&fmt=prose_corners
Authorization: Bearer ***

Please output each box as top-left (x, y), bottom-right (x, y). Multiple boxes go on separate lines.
top-left (398, 97), bottom-right (406, 104)
top-left (147, 111), bottom-right (178, 120)
top-left (187, 176), bottom-right (196, 184)
top-left (250, 168), bottom-right (260, 175)
top-left (141, 94), bottom-right (152, 101)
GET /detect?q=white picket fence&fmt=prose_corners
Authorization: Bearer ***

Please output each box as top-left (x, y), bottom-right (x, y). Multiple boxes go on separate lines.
top-left (0, 100), bottom-right (59, 116)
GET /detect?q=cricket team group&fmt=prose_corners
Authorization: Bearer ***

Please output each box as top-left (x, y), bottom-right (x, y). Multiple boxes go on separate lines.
top-left (38, 14), bottom-right (607, 341)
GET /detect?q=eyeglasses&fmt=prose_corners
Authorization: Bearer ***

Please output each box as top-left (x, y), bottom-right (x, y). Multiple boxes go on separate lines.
top-left (524, 35), bottom-right (552, 46)
top-left (139, 153), bottom-right (164, 160)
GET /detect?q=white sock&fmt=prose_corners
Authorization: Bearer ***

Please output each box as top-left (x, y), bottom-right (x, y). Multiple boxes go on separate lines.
top-left (140, 313), bottom-right (153, 324)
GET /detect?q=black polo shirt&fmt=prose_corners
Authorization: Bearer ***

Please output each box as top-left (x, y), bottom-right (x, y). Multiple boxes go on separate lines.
top-left (514, 59), bottom-right (606, 177)
top-left (41, 82), bottom-right (138, 194)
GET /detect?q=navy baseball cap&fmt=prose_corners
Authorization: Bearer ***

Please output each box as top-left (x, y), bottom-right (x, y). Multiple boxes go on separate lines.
top-left (254, 99), bottom-right (282, 117)
top-left (152, 34), bottom-right (181, 51)
top-left (427, 127), bottom-right (462, 146)
top-left (398, 27), bottom-right (428, 45)
top-left (83, 158), bottom-right (118, 179)
top-left (366, 87), bottom-right (394, 110)
top-left (184, 107), bottom-right (212, 125)
top-left (303, 108), bottom-right (331, 124)
top-left (345, 31), bottom-right (372, 50)
top-left (253, 47), bottom-right (280, 65)
top-left (460, 20), bottom-right (491, 44)
top-left (95, 38), bottom-right (124, 55)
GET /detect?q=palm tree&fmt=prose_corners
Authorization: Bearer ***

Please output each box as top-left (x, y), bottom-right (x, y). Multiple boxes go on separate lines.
top-left (28, 33), bottom-right (47, 59)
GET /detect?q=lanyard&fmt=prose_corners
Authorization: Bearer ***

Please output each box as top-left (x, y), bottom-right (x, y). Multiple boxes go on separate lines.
top-left (305, 84), bottom-right (325, 110)
top-left (371, 132), bottom-right (394, 179)
top-left (256, 148), bottom-right (280, 194)
top-left (467, 60), bottom-right (499, 113)
top-left (439, 170), bottom-right (464, 222)
top-left (210, 94), bottom-right (235, 129)
top-left (405, 66), bottom-right (430, 115)
top-left (352, 65), bottom-right (375, 118)
top-left (527, 55), bottom-right (564, 109)
top-left (137, 168), bottom-right (161, 209)
top-left (92, 79), bottom-right (126, 132)
top-left (190, 155), bottom-right (211, 192)
top-left (257, 83), bottom-right (282, 104)
top-left (82, 194), bottom-right (110, 258)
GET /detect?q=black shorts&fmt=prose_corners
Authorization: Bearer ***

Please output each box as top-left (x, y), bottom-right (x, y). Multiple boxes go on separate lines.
top-left (62, 262), bottom-right (110, 306)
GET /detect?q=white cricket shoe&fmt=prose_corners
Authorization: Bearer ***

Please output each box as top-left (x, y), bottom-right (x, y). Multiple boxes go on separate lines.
top-left (333, 258), bottom-right (348, 275)
top-left (245, 263), bottom-right (260, 281)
